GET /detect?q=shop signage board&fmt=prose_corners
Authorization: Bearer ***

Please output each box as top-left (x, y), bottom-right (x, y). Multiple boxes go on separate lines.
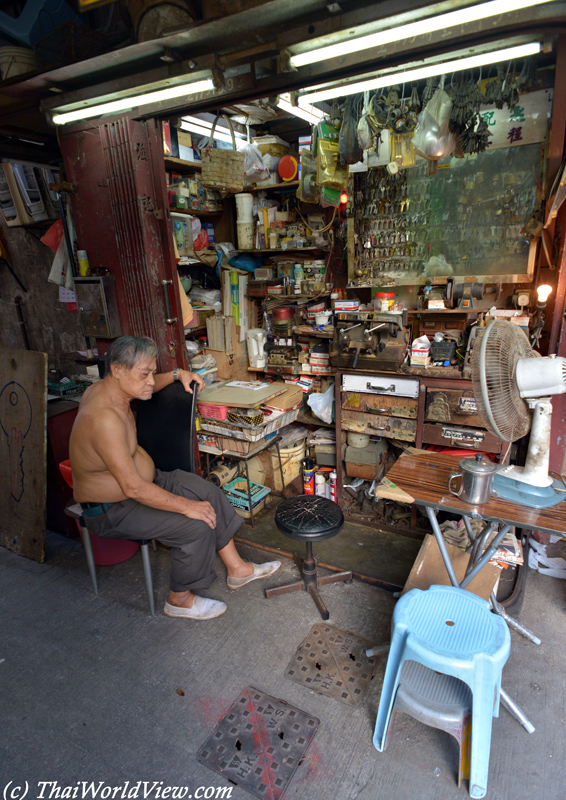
top-left (479, 89), bottom-right (552, 149)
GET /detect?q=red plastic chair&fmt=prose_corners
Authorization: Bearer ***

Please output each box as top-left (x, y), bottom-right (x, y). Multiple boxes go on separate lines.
top-left (59, 460), bottom-right (155, 614)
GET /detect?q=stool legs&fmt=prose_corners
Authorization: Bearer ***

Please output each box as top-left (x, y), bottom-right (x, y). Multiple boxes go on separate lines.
top-left (79, 522), bottom-right (99, 596)
top-left (140, 542), bottom-right (155, 616)
top-left (265, 540), bottom-right (353, 620)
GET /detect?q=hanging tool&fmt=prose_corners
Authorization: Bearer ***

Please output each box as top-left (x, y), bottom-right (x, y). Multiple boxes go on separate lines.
top-left (0, 235), bottom-right (27, 294)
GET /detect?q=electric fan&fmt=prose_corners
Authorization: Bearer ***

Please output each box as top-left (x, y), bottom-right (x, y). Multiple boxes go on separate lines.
top-left (471, 319), bottom-right (566, 508)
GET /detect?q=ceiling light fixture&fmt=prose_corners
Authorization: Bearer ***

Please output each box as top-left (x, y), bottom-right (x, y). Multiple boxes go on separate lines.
top-left (276, 94), bottom-right (325, 125)
top-left (181, 116), bottom-right (246, 139)
top-left (51, 79), bottom-right (214, 125)
top-left (290, 0), bottom-right (553, 68)
top-left (298, 41), bottom-right (541, 105)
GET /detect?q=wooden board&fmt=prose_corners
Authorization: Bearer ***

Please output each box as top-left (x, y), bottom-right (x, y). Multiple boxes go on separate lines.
top-left (342, 390), bottom-right (418, 419)
top-left (0, 348), bottom-right (48, 562)
top-left (402, 534), bottom-right (501, 600)
top-left (341, 407), bottom-right (417, 442)
top-left (197, 380), bottom-right (285, 408)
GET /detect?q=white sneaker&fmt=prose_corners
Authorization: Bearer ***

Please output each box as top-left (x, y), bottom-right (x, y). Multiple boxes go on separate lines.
top-left (227, 561), bottom-right (281, 589)
top-left (163, 596), bottom-right (227, 620)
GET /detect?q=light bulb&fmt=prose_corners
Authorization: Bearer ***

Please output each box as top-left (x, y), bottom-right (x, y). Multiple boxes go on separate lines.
top-left (537, 284), bottom-right (552, 303)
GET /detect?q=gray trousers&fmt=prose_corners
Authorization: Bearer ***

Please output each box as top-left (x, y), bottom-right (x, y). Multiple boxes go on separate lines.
top-left (85, 469), bottom-right (243, 592)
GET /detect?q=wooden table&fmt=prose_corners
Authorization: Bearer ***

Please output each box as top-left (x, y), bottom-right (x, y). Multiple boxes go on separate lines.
top-left (386, 451), bottom-right (566, 733)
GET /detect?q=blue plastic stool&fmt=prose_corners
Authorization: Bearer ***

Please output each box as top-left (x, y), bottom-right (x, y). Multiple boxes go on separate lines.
top-left (373, 585), bottom-right (510, 799)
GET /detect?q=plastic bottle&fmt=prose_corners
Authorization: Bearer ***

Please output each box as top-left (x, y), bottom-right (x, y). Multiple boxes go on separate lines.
top-left (329, 471), bottom-right (337, 502)
top-left (315, 472), bottom-right (326, 497)
top-left (77, 250), bottom-right (90, 277)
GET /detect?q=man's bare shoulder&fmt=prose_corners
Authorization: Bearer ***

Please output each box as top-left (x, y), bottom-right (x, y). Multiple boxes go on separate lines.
top-left (75, 383), bottom-right (128, 432)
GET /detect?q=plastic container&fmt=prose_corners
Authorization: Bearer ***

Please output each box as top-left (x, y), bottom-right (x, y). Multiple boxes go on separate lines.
top-left (197, 403), bottom-right (230, 420)
top-left (270, 439), bottom-right (306, 491)
top-left (77, 249), bottom-right (90, 277)
top-left (374, 291), bottom-right (395, 312)
top-left (235, 192), bottom-right (254, 223)
top-left (0, 45), bottom-right (38, 79)
top-left (315, 472), bottom-right (327, 496)
top-left (237, 221), bottom-right (254, 249)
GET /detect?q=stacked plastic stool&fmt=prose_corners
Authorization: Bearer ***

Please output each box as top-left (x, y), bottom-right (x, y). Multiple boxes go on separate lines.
top-left (373, 585), bottom-right (510, 799)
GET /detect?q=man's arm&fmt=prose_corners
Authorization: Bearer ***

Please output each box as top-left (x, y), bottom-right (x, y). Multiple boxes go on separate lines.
top-left (153, 369), bottom-right (205, 394)
top-left (93, 409), bottom-right (216, 528)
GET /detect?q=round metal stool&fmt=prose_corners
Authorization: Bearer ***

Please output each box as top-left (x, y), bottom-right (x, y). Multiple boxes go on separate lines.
top-left (265, 495), bottom-right (353, 620)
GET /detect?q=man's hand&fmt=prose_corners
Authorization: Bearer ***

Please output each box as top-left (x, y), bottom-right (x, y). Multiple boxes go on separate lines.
top-left (183, 499), bottom-right (217, 529)
top-left (177, 369), bottom-right (205, 393)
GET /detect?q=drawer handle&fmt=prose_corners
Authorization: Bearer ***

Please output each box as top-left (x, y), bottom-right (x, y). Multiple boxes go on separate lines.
top-left (369, 422), bottom-right (388, 431)
top-left (366, 382), bottom-right (395, 393)
top-left (449, 437), bottom-right (479, 448)
top-left (363, 403), bottom-right (389, 413)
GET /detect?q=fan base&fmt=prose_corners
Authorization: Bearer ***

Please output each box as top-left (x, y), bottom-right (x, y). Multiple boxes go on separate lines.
top-left (493, 473), bottom-right (565, 509)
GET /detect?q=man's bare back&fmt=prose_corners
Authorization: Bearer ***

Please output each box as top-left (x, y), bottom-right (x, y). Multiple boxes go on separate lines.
top-left (70, 380), bottom-right (155, 503)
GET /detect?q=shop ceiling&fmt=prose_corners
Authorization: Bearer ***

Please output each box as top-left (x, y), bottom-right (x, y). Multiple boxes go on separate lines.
top-left (1, 0), bottom-right (565, 164)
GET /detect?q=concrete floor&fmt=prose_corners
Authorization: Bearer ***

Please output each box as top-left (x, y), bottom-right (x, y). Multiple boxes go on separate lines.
top-left (1, 524), bottom-right (565, 800)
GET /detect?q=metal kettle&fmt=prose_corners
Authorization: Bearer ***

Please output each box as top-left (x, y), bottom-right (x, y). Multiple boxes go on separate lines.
top-left (448, 454), bottom-right (498, 505)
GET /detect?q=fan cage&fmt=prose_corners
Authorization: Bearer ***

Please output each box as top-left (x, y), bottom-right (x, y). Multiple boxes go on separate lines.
top-left (471, 321), bottom-right (537, 442)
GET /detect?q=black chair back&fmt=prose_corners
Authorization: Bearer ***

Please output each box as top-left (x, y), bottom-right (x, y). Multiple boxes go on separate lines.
top-left (136, 380), bottom-right (198, 474)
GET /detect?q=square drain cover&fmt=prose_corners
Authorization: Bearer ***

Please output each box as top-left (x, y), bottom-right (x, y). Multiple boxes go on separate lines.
top-left (197, 686), bottom-right (319, 800)
top-left (286, 623), bottom-right (378, 707)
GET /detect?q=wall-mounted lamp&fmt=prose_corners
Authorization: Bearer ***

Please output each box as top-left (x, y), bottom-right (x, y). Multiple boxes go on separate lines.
top-left (531, 284), bottom-right (553, 348)
top-left (289, 0), bottom-right (553, 69)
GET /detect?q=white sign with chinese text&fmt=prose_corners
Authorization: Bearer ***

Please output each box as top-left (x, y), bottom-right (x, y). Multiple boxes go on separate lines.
top-left (480, 89), bottom-right (552, 149)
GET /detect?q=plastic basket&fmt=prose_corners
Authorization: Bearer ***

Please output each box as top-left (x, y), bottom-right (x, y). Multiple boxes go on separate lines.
top-left (198, 403), bottom-right (229, 420)
top-left (430, 341), bottom-right (456, 360)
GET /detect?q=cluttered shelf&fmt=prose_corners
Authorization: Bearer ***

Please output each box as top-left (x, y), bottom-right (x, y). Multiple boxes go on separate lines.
top-left (164, 156), bottom-right (201, 173)
top-left (235, 247), bottom-right (328, 254)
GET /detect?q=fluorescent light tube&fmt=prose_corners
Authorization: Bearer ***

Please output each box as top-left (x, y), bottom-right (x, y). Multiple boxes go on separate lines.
top-left (52, 79), bottom-right (214, 125)
top-left (276, 96), bottom-right (324, 125)
top-left (299, 41), bottom-right (541, 105)
top-left (180, 120), bottom-right (243, 145)
top-left (181, 116), bottom-right (246, 139)
top-left (290, 0), bottom-right (553, 68)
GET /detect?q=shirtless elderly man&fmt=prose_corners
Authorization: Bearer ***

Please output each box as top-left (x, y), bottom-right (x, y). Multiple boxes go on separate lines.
top-left (69, 335), bottom-right (280, 621)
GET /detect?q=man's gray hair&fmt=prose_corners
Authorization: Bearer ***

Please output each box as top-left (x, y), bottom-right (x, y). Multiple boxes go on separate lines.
top-left (105, 336), bottom-right (158, 375)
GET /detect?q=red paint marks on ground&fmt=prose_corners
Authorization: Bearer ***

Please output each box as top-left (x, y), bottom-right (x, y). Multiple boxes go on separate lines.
top-left (195, 695), bottom-right (231, 728)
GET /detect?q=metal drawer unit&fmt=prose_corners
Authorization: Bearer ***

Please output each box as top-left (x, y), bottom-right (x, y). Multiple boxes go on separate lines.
top-left (421, 422), bottom-right (505, 453)
top-left (341, 408), bottom-right (417, 442)
top-left (342, 373), bottom-right (419, 399)
top-left (342, 391), bottom-right (417, 419)
top-left (341, 373), bottom-right (419, 443)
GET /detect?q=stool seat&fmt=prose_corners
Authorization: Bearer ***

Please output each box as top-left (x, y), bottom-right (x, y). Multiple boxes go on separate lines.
top-left (275, 495), bottom-right (344, 541)
top-left (267, 495), bottom-right (351, 620)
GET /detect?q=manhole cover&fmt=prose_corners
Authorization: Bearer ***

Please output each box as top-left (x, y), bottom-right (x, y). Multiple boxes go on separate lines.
top-left (286, 623), bottom-right (378, 707)
top-left (197, 686), bottom-right (319, 800)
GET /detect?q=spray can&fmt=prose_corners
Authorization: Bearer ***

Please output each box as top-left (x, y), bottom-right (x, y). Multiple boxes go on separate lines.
top-left (303, 458), bottom-right (316, 495)
top-left (315, 472), bottom-right (326, 497)
top-left (329, 471), bottom-right (337, 502)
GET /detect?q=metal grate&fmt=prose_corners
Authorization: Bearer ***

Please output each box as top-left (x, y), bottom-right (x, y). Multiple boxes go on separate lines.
top-left (286, 624), bottom-right (379, 706)
top-left (197, 687), bottom-right (319, 800)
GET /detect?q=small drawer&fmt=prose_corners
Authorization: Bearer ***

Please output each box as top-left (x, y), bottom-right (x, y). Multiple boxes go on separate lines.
top-left (342, 373), bottom-right (419, 398)
top-left (341, 408), bottom-right (417, 442)
top-left (421, 423), bottom-right (505, 454)
top-left (425, 388), bottom-right (484, 427)
top-left (342, 390), bottom-right (418, 419)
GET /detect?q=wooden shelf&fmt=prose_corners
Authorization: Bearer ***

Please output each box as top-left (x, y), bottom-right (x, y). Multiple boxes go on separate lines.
top-left (247, 181), bottom-right (299, 192)
top-left (234, 247), bottom-right (327, 254)
top-left (296, 410), bottom-right (334, 428)
top-left (164, 156), bottom-right (201, 173)
top-left (170, 206), bottom-right (222, 218)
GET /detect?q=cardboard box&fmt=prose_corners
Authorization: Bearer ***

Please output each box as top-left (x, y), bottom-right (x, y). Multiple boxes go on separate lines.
top-left (410, 354), bottom-right (431, 366)
top-left (204, 328), bottom-right (249, 381)
top-left (403, 534), bottom-right (501, 600)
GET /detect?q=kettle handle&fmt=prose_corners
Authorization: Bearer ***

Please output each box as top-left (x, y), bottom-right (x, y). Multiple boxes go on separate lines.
top-left (448, 472), bottom-right (463, 497)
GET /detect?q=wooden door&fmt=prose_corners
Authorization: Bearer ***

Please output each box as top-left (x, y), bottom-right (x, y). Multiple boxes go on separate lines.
top-left (59, 117), bottom-right (186, 371)
top-left (0, 348), bottom-right (47, 562)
